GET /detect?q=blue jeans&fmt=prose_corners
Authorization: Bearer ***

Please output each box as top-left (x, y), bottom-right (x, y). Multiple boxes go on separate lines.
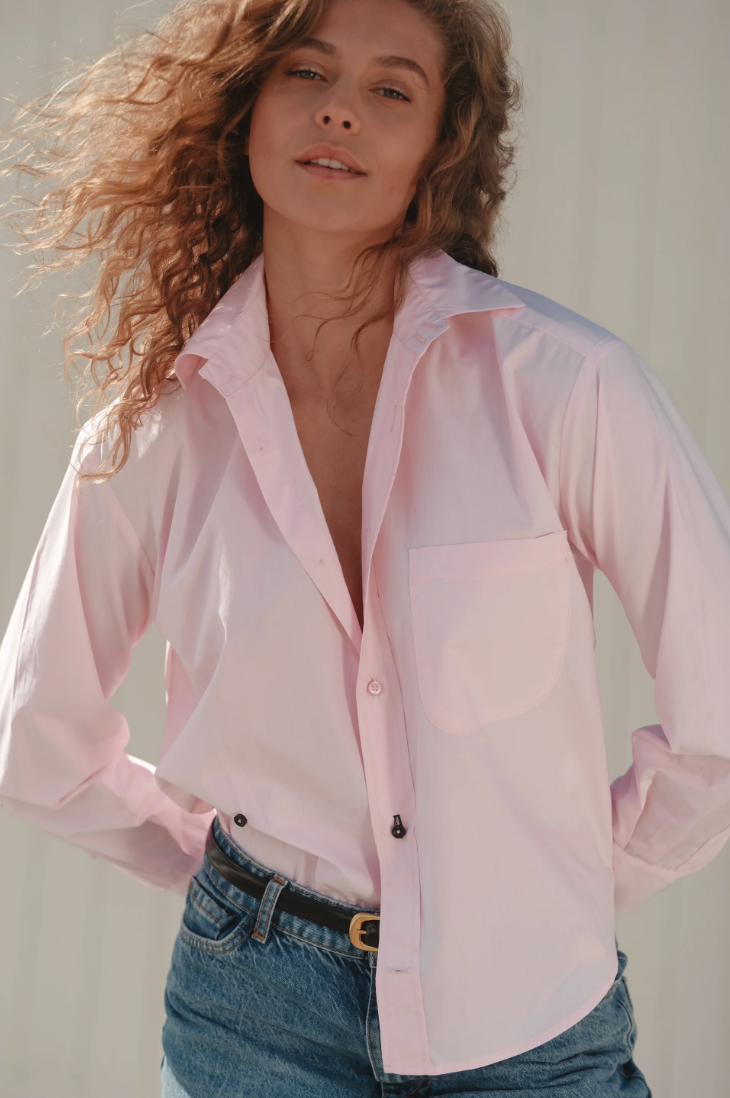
top-left (161, 816), bottom-right (651, 1097)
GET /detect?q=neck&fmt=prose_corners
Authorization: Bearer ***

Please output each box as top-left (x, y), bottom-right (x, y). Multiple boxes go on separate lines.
top-left (262, 209), bottom-right (396, 395)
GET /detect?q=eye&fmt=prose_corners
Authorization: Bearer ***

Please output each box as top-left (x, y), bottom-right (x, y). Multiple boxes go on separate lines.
top-left (286, 67), bottom-right (325, 82)
top-left (375, 86), bottom-right (411, 102)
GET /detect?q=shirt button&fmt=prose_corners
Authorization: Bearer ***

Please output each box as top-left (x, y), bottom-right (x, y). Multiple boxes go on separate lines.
top-left (233, 814), bottom-right (248, 827)
top-left (367, 679), bottom-right (383, 697)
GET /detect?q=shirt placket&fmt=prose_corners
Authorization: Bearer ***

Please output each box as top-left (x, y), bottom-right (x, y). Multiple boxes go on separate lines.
top-left (355, 317), bottom-right (449, 1074)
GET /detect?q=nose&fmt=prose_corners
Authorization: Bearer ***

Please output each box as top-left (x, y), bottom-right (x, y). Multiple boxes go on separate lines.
top-left (314, 90), bottom-right (361, 134)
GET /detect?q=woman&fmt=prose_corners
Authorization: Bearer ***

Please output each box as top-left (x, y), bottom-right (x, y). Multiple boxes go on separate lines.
top-left (2, 0), bottom-right (730, 1093)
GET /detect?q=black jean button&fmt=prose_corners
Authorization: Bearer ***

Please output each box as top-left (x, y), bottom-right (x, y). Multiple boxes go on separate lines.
top-left (233, 814), bottom-right (248, 827)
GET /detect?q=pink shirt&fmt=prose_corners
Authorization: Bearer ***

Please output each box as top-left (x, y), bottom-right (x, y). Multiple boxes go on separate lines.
top-left (2, 250), bottom-right (730, 1074)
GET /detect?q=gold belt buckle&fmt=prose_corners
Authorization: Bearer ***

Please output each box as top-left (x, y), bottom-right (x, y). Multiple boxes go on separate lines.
top-left (349, 912), bottom-right (380, 951)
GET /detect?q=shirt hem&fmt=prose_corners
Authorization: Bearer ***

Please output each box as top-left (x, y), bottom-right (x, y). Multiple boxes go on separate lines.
top-left (382, 958), bottom-right (619, 1076)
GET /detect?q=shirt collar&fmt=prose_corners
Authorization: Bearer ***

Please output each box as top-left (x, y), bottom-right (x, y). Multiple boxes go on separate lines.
top-left (172, 249), bottom-right (525, 391)
top-left (173, 252), bottom-right (268, 391)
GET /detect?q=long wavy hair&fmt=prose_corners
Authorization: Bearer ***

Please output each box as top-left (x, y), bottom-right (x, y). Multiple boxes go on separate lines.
top-left (1, 0), bottom-right (521, 478)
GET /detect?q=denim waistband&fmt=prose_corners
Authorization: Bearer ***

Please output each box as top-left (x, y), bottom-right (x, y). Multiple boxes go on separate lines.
top-left (202, 814), bottom-right (381, 962)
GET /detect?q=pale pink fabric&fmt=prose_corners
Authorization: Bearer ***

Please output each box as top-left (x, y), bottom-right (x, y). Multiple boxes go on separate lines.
top-left (2, 251), bottom-right (730, 1073)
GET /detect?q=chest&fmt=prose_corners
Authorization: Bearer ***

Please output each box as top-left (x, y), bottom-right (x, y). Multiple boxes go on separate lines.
top-left (154, 352), bottom-right (584, 750)
top-left (284, 369), bottom-right (383, 628)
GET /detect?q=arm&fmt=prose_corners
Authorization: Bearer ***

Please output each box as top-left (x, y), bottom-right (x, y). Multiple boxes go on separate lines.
top-left (0, 433), bottom-right (214, 895)
top-left (559, 335), bottom-right (730, 914)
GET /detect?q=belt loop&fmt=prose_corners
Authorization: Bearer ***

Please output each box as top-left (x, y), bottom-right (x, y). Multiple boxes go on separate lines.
top-left (251, 874), bottom-right (287, 944)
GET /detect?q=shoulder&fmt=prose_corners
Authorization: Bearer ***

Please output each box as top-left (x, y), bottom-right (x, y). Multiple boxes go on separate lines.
top-left (482, 280), bottom-right (672, 456)
top-left (419, 253), bottom-right (622, 363)
top-left (71, 373), bottom-right (237, 562)
top-left (462, 271), bottom-right (652, 409)
top-left (469, 268), bottom-right (617, 361)
top-left (74, 373), bottom-right (235, 477)
top-left (493, 279), bottom-right (614, 359)
top-left (443, 266), bottom-right (660, 464)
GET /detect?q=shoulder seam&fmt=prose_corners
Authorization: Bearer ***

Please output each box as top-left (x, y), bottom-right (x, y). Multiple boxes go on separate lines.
top-left (500, 310), bottom-right (615, 359)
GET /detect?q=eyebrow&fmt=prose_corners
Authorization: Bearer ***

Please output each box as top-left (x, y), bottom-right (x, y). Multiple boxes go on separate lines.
top-left (374, 55), bottom-right (430, 87)
top-left (295, 38), bottom-right (431, 88)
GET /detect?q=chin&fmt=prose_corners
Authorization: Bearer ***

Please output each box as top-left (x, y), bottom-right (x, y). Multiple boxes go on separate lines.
top-left (306, 216), bottom-right (379, 235)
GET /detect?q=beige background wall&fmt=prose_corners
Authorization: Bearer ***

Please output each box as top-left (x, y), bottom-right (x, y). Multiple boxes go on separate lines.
top-left (1, 1), bottom-right (729, 1094)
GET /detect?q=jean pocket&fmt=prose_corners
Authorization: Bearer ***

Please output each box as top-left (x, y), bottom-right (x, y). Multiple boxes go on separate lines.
top-left (179, 866), bottom-right (253, 952)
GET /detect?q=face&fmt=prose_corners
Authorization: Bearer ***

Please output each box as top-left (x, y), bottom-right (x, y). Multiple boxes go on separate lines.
top-left (247, 0), bottom-right (445, 245)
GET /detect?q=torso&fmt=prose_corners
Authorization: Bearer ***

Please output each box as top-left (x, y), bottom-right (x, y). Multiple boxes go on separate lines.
top-left (279, 359), bottom-right (385, 631)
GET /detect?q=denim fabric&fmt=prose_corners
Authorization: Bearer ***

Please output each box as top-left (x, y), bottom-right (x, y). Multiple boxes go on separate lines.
top-left (161, 816), bottom-right (651, 1097)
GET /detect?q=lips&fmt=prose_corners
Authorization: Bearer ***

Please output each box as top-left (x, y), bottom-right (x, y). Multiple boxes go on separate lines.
top-left (304, 156), bottom-right (359, 174)
top-left (295, 144), bottom-right (366, 175)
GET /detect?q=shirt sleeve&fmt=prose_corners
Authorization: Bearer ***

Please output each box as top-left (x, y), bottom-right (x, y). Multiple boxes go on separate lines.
top-left (559, 335), bottom-right (730, 915)
top-left (0, 431), bottom-right (214, 895)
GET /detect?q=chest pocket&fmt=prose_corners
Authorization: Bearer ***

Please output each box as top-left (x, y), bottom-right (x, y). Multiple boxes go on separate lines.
top-left (409, 530), bottom-right (571, 735)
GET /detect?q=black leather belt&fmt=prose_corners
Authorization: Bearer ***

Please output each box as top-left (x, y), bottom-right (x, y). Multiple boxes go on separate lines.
top-left (205, 823), bottom-right (380, 951)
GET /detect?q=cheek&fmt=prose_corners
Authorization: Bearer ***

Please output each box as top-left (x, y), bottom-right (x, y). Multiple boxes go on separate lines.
top-left (247, 99), bottom-right (275, 183)
top-left (377, 97), bottom-right (442, 201)
top-left (379, 127), bottom-right (433, 200)
top-left (247, 91), bottom-right (297, 196)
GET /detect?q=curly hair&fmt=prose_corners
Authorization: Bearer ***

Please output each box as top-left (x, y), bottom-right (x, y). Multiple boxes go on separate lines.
top-left (1, 0), bottom-right (521, 478)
